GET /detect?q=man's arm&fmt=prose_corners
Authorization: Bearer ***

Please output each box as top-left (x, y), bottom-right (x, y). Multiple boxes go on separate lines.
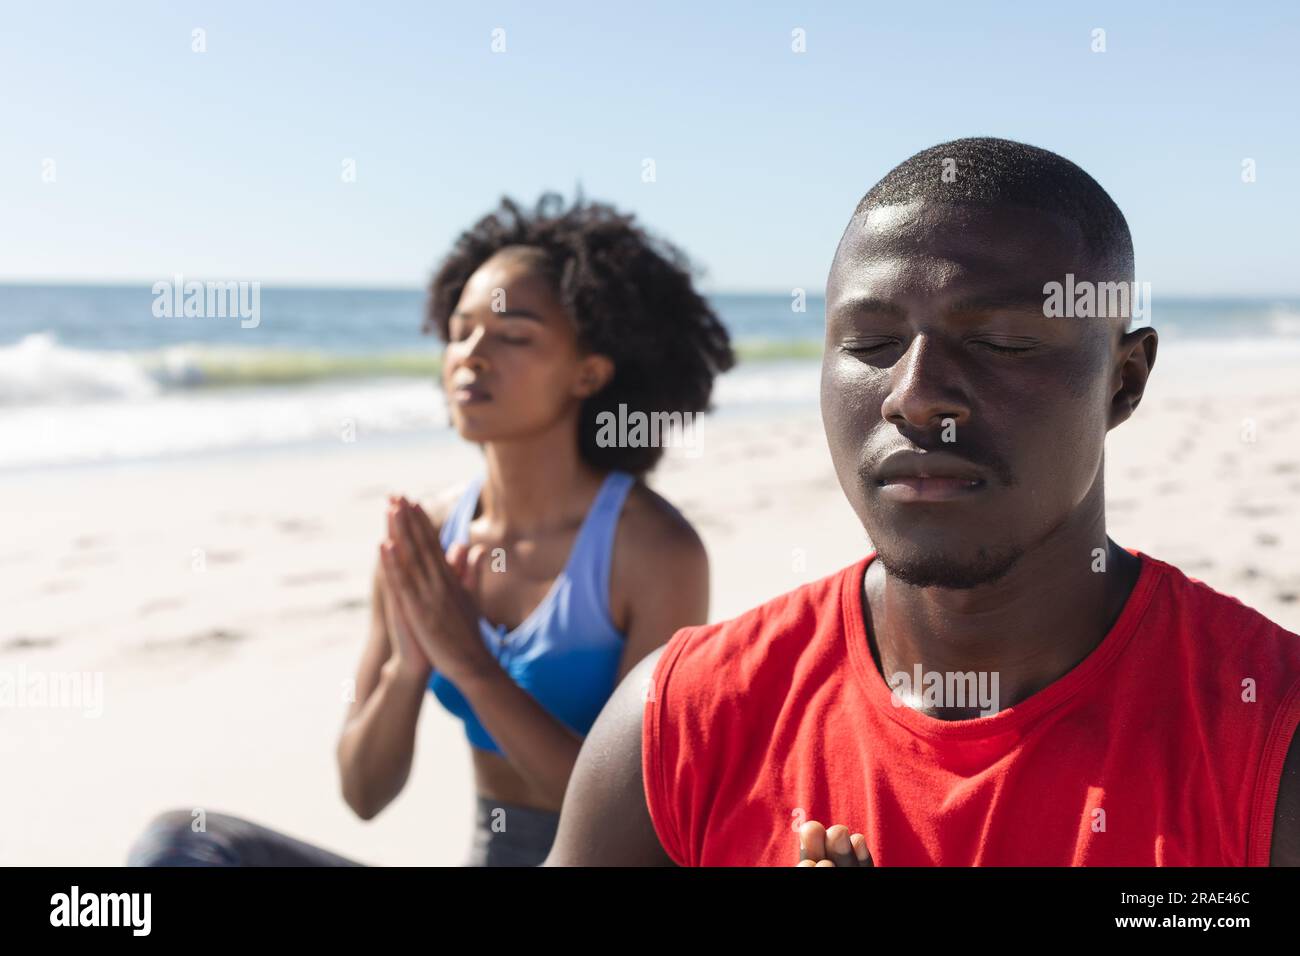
top-left (544, 646), bottom-right (676, 866)
top-left (1270, 722), bottom-right (1300, 865)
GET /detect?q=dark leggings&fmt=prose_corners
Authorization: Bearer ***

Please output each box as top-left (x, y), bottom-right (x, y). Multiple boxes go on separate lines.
top-left (127, 798), bottom-right (559, 867)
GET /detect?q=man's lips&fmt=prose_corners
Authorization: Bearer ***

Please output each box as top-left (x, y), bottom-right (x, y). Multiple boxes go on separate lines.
top-left (876, 476), bottom-right (985, 502)
top-left (874, 450), bottom-right (989, 502)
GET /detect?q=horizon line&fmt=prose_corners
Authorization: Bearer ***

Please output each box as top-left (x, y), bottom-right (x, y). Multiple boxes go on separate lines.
top-left (1, 278), bottom-right (1298, 301)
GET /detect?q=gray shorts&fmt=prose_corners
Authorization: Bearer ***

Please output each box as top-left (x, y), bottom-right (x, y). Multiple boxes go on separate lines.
top-left (464, 796), bottom-right (560, 867)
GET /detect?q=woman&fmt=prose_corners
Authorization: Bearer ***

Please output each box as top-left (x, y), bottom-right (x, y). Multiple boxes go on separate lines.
top-left (128, 194), bottom-right (734, 866)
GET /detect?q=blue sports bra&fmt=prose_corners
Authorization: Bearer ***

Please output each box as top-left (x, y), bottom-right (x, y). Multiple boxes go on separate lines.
top-left (428, 470), bottom-right (635, 753)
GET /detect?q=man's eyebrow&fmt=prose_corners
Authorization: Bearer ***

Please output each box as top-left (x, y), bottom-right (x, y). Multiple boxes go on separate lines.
top-left (831, 291), bottom-right (1050, 320)
top-left (451, 308), bottom-right (545, 322)
top-left (944, 291), bottom-right (1048, 315)
top-left (831, 295), bottom-right (907, 319)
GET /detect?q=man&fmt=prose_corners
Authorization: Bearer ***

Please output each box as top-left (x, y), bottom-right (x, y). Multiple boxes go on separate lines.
top-left (544, 137), bottom-right (1300, 866)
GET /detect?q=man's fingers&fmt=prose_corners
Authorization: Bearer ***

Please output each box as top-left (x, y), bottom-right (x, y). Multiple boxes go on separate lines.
top-left (850, 833), bottom-right (874, 866)
top-left (824, 824), bottom-right (858, 867)
top-left (797, 820), bottom-right (827, 862)
top-left (796, 820), bottom-right (874, 867)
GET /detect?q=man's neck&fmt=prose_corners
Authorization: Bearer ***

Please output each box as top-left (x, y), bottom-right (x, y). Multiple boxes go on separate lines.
top-left (862, 519), bottom-right (1142, 720)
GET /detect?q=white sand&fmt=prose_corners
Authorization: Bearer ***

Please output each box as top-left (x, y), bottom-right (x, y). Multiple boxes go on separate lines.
top-left (3, 352), bottom-right (1298, 865)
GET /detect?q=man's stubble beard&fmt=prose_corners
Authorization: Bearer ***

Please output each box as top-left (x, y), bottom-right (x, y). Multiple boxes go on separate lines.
top-left (872, 538), bottom-right (1026, 590)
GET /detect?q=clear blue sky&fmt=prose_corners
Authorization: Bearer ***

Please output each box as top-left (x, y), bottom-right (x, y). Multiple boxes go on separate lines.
top-left (3, 0), bottom-right (1297, 294)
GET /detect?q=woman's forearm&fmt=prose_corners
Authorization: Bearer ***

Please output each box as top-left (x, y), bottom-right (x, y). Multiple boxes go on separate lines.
top-left (337, 660), bottom-right (429, 819)
top-left (451, 661), bottom-right (584, 806)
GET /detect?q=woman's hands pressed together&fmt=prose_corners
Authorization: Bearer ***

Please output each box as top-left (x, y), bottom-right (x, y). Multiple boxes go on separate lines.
top-left (379, 495), bottom-right (496, 686)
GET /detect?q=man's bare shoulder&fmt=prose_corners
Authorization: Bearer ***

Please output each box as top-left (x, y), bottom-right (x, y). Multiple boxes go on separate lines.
top-left (1272, 727), bottom-right (1300, 865)
top-left (544, 646), bottom-right (675, 866)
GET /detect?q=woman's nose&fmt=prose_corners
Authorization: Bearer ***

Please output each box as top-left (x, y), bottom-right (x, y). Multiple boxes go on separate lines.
top-left (455, 326), bottom-right (491, 370)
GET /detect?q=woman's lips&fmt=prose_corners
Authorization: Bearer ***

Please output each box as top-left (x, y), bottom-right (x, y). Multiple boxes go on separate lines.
top-left (877, 476), bottom-right (986, 502)
top-left (452, 384), bottom-right (491, 405)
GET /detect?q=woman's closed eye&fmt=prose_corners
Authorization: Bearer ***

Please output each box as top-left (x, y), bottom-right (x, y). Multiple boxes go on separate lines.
top-left (447, 325), bottom-right (529, 346)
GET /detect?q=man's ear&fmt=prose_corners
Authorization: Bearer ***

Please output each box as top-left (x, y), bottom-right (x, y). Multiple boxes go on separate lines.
top-left (1107, 326), bottom-right (1158, 430)
top-left (574, 353), bottom-right (615, 399)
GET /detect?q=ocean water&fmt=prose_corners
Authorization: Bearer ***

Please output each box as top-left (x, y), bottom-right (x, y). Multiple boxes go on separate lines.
top-left (0, 284), bottom-right (1296, 471)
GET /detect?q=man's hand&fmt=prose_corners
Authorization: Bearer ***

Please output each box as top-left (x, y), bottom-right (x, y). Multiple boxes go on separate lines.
top-left (796, 821), bottom-right (873, 867)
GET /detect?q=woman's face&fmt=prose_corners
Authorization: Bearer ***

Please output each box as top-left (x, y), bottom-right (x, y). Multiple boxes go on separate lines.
top-left (442, 248), bottom-right (612, 445)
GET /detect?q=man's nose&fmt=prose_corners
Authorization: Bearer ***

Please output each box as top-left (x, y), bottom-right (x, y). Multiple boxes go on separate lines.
top-left (879, 334), bottom-right (971, 433)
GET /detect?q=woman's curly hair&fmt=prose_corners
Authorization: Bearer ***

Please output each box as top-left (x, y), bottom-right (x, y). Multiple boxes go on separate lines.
top-left (425, 193), bottom-right (736, 474)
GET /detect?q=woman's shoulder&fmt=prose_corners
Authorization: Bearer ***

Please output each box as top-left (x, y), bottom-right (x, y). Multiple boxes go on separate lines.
top-left (604, 477), bottom-right (709, 637)
top-left (613, 479), bottom-right (708, 571)
top-left (422, 481), bottom-right (474, 529)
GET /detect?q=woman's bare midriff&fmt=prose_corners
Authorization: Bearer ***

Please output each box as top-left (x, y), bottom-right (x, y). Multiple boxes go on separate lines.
top-left (470, 746), bottom-right (564, 813)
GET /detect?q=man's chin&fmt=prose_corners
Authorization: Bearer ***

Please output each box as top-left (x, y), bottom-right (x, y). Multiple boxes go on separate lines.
top-left (873, 542), bottom-right (1024, 590)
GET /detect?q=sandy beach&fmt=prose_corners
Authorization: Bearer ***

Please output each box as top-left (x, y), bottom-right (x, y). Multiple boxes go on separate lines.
top-left (3, 348), bottom-right (1298, 866)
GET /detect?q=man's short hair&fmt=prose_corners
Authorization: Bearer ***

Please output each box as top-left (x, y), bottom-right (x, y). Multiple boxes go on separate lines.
top-left (855, 136), bottom-right (1134, 280)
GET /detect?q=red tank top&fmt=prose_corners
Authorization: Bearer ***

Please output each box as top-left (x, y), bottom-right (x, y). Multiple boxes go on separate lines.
top-left (642, 549), bottom-right (1300, 866)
